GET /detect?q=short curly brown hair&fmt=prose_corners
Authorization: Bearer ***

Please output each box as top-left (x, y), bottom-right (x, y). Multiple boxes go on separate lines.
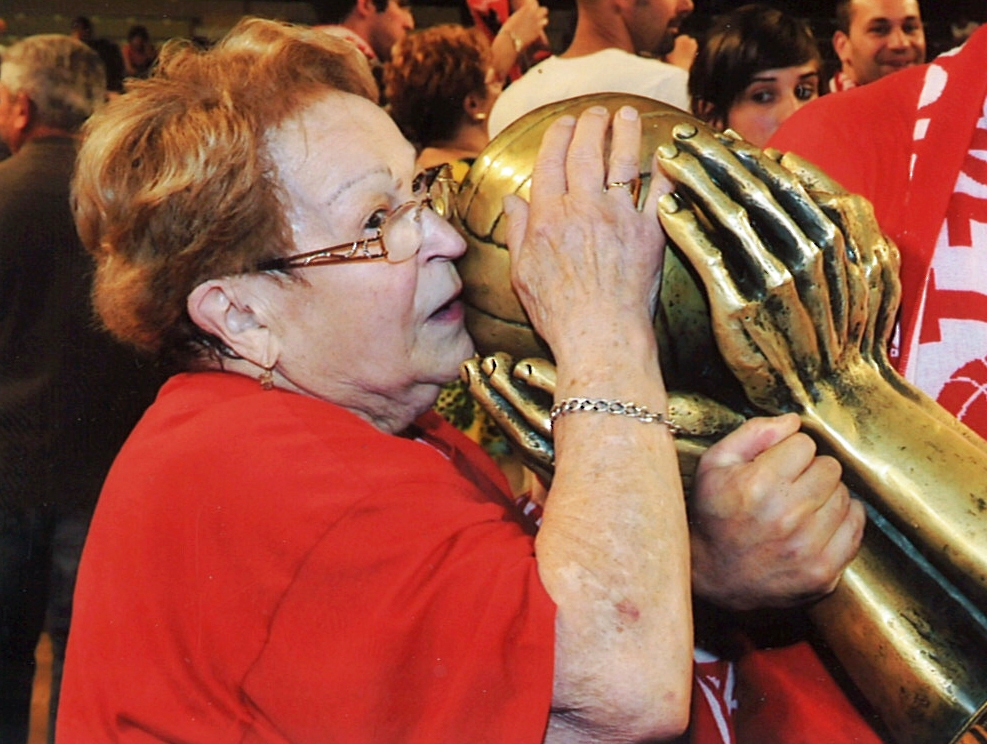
top-left (72, 18), bottom-right (377, 368)
top-left (384, 24), bottom-right (491, 148)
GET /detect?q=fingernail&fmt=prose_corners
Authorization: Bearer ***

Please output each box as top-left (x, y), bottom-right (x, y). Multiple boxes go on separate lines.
top-left (658, 193), bottom-right (680, 214)
top-left (673, 123), bottom-right (698, 140)
top-left (619, 106), bottom-right (639, 121)
top-left (586, 105), bottom-right (608, 117)
top-left (657, 143), bottom-right (678, 159)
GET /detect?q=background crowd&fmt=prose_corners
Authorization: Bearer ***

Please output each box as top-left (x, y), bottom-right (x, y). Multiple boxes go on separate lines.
top-left (2, 0), bottom-right (987, 743)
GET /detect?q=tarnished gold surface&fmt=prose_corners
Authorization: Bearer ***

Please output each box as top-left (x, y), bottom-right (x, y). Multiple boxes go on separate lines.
top-left (457, 93), bottom-right (987, 744)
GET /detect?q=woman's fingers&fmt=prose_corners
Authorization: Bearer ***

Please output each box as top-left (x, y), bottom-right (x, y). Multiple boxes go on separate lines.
top-left (605, 105), bottom-right (644, 207)
top-left (563, 105), bottom-right (609, 200)
top-left (528, 114), bottom-right (576, 207)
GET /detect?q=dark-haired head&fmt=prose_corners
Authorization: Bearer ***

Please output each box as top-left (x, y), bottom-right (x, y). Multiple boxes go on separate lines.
top-left (312, 0), bottom-right (389, 25)
top-left (689, 4), bottom-right (821, 131)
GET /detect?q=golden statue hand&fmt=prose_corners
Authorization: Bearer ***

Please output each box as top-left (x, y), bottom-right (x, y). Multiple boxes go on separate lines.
top-left (460, 352), bottom-right (555, 485)
top-left (655, 124), bottom-right (987, 609)
top-left (748, 142), bottom-right (902, 377)
top-left (460, 352), bottom-right (746, 491)
top-left (656, 123), bottom-right (888, 413)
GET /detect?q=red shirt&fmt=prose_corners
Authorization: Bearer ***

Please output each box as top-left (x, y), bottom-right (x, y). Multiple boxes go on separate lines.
top-left (58, 372), bottom-right (555, 743)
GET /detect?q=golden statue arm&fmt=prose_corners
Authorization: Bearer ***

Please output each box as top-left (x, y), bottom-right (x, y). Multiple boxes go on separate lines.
top-left (655, 124), bottom-right (987, 614)
top-left (461, 352), bottom-right (745, 493)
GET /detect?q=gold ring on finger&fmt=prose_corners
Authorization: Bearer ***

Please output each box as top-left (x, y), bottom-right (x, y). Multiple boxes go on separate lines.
top-left (604, 177), bottom-right (642, 203)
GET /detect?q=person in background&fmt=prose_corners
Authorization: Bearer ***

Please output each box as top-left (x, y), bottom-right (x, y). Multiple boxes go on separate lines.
top-left (830, 0), bottom-right (924, 92)
top-left (121, 24), bottom-right (157, 79)
top-left (311, 0), bottom-right (414, 65)
top-left (487, 0), bottom-right (694, 138)
top-left (311, 0), bottom-right (414, 101)
top-left (464, 0), bottom-right (551, 82)
top-left (0, 34), bottom-right (160, 744)
top-left (689, 4), bottom-right (821, 148)
top-left (69, 16), bottom-right (124, 94)
top-left (386, 24), bottom-right (501, 175)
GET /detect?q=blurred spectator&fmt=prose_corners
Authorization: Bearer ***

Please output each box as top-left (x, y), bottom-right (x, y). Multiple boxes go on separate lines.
top-left (69, 16), bottom-right (124, 94)
top-left (488, 0), bottom-right (693, 138)
top-left (464, 0), bottom-right (550, 82)
top-left (663, 32), bottom-right (698, 71)
top-left (122, 24), bottom-right (157, 79)
top-left (830, 0), bottom-right (925, 92)
top-left (0, 34), bottom-right (161, 743)
top-left (386, 24), bottom-right (501, 173)
top-left (312, 0), bottom-right (414, 64)
top-left (690, 4), bottom-right (821, 147)
top-left (312, 0), bottom-right (414, 101)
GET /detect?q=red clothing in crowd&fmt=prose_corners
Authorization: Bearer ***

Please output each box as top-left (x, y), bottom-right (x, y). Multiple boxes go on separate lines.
top-left (771, 24), bottom-right (987, 440)
top-left (57, 372), bottom-right (555, 743)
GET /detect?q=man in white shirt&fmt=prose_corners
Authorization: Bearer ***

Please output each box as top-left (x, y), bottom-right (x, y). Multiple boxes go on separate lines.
top-left (488, 0), bottom-right (693, 138)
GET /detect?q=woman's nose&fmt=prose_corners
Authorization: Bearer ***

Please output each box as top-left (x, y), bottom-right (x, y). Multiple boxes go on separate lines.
top-left (421, 210), bottom-right (467, 261)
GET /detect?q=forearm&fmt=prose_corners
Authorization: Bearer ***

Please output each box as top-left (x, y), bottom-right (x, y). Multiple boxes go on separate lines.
top-left (804, 365), bottom-right (987, 608)
top-left (490, 28), bottom-right (520, 82)
top-left (537, 326), bottom-right (692, 740)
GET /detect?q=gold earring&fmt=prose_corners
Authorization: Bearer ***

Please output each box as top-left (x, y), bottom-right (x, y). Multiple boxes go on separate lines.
top-left (258, 367), bottom-right (274, 390)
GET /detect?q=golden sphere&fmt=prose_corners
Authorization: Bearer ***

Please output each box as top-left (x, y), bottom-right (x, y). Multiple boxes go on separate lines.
top-left (455, 93), bottom-right (749, 411)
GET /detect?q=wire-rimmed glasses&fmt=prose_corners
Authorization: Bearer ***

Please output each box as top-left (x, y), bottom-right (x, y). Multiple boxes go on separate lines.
top-left (253, 163), bottom-right (456, 272)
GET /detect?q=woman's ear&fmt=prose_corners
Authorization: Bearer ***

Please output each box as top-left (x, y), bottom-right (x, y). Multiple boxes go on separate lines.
top-left (693, 99), bottom-right (724, 131)
top-left (463, 90), bottom-right (488, 123)
top-left (187, 279), bottom-right (279, 368)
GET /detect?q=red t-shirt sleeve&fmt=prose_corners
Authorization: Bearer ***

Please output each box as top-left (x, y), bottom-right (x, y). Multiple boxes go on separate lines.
top-left (241, 417), bottom-right (556, 744)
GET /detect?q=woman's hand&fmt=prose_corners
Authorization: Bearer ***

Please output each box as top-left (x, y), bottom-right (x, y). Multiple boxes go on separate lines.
top-left (503, 105), bottom-right (670, 368)
top-left (507, 106), bottom-right (693, 742)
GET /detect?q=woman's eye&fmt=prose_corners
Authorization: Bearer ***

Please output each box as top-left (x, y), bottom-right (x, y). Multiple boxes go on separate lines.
top-left (750, 89), bottom-right (774, 104)
top-left (795, 84), bottom-right (817, 101)
top-left (364, 207), bottom-right (390, 233)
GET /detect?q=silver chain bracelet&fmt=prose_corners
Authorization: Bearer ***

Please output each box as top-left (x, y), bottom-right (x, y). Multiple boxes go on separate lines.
top-left (549, 397), bottom-right (683, 435)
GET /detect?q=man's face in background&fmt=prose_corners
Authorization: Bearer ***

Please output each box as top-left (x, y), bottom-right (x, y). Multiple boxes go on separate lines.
top-left (834, 0), bottom-right (925, 85)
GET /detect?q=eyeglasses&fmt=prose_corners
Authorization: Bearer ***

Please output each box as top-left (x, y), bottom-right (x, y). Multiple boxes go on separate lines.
top-left (253, 163), bottom-right (456, 273)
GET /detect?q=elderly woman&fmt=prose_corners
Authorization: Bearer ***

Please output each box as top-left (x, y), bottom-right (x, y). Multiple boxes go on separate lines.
top-left (57, 16), bottom-right (864, 743)
top-left (689, 4), bottom-right (822, 148)
top-left (56, 18), bottom-right (692, 742)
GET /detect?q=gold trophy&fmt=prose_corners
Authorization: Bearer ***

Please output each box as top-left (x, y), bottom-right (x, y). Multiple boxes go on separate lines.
top-left (456, 94), bottom-right (987, 744)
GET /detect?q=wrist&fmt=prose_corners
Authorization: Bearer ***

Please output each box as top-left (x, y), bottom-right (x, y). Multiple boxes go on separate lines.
top-left (550, 319), bottom-right (659, 373)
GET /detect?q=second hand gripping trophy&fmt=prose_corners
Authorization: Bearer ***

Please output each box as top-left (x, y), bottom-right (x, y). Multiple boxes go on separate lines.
top-left (455, 94), bottom-right (987, 744)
